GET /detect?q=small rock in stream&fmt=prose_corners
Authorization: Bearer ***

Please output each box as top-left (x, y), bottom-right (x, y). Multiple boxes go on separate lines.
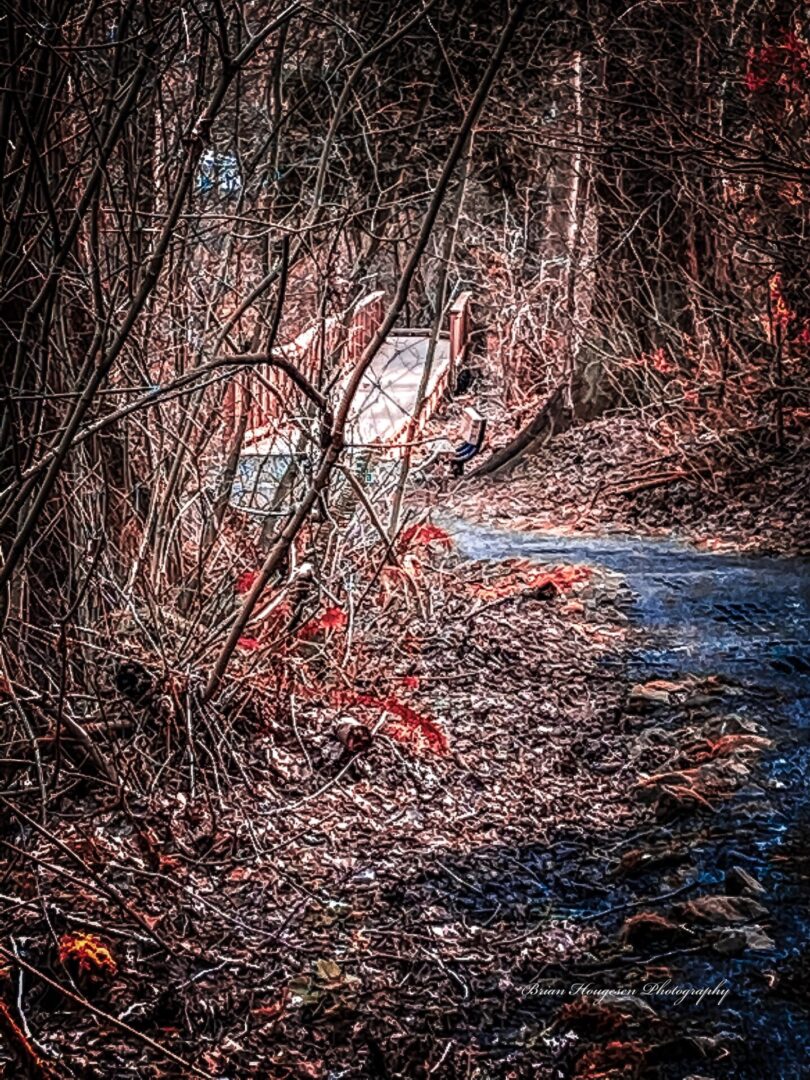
top-left (714, 926), bottom-right (776, 955)
top-left (725, 865), bottom-right (767, 897)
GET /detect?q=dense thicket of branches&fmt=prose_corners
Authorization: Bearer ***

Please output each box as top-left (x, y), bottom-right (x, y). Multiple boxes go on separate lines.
top-left (0, 2), bottom-right (808, 1074)
top-left (1, 0), bottom-right (808, 815)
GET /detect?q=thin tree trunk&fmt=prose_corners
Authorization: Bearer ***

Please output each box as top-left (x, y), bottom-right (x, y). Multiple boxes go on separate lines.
top-left (387, 143), bottom-right (471, 539)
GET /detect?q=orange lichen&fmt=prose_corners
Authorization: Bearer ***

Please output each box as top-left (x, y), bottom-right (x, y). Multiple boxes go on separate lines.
top-left (58, 933), bottom-right (117, 982)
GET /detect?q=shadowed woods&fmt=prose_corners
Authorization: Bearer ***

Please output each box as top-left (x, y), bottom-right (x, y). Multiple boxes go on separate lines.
top-left (1, 1), bottom-right (809, 1076)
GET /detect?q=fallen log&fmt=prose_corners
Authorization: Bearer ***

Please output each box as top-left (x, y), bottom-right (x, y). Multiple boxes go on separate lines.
top-left (472, 375), bottom-right (600, 478)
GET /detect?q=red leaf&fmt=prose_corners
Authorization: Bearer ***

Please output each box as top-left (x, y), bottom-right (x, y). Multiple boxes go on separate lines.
top-left (298, 606), bottom-right (347, 639)
top-left (399, 523), bottom-right (454, 551)
top-left (770, 272), bottom-right (795, 329)
top-left (745, 33), bottom-right (810, 97)
top-left (320, 607), bottom-right (347, 629)
top-left (236, 570), bottom-right (259, 594)
top-left (353, 692), bottom-right (448, 755)
top-left (650, 347), bottom-right (678, 375)
top-left (237, 636), bottom-right (261, 650)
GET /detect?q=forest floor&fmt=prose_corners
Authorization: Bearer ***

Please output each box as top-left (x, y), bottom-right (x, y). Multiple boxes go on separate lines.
top-left (431, 401), bottom-right (810, 556)
top-left (2, 405), bottom-right (809, 1079)
top-left (3, 509), bottom-right (809, 1078)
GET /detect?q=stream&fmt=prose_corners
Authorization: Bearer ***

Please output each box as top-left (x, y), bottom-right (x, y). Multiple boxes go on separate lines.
top-left (447, 519), bottom-right (810, 1078)
top-left (449, 521), bottom-right (810, 694)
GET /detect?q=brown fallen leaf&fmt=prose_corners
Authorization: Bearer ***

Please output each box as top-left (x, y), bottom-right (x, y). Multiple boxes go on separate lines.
top-left (678, 895), bottom-right (769, 925)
